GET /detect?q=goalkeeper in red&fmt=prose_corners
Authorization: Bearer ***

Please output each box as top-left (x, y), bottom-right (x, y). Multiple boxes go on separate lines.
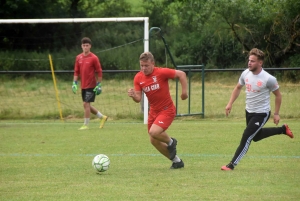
top-left (72, 37), bottom-right (108, 130)
top-left (128, 52), bottom-right (188, 169)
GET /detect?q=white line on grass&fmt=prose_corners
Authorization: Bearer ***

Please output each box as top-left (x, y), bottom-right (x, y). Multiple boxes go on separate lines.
top-left (0, 121), bottom-right (247, 126)
top-left (0, 153), bottom-right (299, 159)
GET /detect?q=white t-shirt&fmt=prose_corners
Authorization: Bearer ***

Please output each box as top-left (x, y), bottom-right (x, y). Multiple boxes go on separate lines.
top-left (239, 69), bottom-right (279, 113)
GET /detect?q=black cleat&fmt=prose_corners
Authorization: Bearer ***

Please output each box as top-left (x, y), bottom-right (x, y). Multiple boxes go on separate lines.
top-left (221, 163), bottom-right (234, 171)
top-left (167, 138), bottom-right (177, 160)
top-left (170, 159), bottom-right (184, 169)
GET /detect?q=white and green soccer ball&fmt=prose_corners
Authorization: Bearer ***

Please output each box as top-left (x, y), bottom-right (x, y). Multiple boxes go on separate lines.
top-left (92, 154), bottom-right (110, 172)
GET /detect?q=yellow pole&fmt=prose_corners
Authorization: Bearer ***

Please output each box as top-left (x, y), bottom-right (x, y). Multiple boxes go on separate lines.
top-left (48, 54), bottom-right (63, 121)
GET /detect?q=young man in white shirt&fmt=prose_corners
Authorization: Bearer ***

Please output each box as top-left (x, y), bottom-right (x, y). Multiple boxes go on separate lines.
top-left (221, 48), bottom-right (294, 171)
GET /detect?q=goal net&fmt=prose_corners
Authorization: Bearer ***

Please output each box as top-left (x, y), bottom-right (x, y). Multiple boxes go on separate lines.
top-left (0, 18), bottom-right (150, 123)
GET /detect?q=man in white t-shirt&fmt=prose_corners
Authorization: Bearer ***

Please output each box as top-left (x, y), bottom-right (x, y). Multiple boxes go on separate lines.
top-left (221, 48), bottom-right (294, 171)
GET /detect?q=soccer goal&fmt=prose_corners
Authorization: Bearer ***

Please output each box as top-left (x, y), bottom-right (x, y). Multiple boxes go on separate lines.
top-left (0, 18), bottom-right (150, 123)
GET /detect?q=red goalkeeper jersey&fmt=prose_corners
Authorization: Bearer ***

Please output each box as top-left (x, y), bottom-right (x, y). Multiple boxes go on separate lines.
top-left (74, 52), bottom-right (102, 89)
top-left (134, 67), bottom-right (176, 112)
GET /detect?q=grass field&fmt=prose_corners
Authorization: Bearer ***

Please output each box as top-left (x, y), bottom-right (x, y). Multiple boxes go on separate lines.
top-left (1, 119), bottom-right (299, 200)
top-left (0, 74), bottom-right (300, 120)
top-left (1, 74), bottom-right (299, 200)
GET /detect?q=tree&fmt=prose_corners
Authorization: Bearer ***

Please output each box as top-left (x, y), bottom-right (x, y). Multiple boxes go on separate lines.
top-left (0, 0), bottom-right (82, 51)
top-left (155, 0), bottom-right (300, 67)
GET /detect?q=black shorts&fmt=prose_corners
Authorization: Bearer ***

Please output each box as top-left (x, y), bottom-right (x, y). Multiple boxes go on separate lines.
top-left (81, 88), bottom-right (95, 102)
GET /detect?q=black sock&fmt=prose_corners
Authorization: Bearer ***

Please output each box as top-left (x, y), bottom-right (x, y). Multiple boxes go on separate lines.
top-left (227, 162), bottom-right (235, 169)
top-left (281, 125), bottom-right (286, 134)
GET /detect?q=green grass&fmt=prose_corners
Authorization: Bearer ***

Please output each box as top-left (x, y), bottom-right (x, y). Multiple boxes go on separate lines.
top-left (0, 119), bottom-right (299, 200)
top-left (0, 76), bottom-right (300, 120)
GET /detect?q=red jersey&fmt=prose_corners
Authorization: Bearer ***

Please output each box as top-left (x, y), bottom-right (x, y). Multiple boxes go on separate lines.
top-left (134, 67), bottom-right (176, 113)
top-left (74, 52), bottom-right (102, 89)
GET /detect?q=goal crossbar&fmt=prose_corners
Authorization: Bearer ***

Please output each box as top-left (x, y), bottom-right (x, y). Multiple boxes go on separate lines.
top-left (0, 17), bottom-right (148, 24)
top-left (0, 17), bottom-right (149, 124)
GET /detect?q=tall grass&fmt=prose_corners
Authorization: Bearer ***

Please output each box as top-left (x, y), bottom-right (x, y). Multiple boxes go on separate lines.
top-left (0, 74), bottom-right (299, 120)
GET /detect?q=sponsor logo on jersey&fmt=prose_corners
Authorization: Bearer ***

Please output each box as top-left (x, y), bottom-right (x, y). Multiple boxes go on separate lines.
top-left (257, 80), bottom-right (263, 87)
top-left (143, 84), bottom-right (160, 92)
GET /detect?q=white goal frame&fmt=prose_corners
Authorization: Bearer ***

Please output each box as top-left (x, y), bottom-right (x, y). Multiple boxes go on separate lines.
top-left (0, 17), bottom-right (149, 124)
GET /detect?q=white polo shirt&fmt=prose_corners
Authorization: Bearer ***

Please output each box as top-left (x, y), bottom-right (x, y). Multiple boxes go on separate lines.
top-left (239, 69), bottom-right (279, 113)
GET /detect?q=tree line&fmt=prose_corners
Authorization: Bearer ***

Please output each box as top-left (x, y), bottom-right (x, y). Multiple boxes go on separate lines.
top-left (0, 0), bottom-right (299, 80)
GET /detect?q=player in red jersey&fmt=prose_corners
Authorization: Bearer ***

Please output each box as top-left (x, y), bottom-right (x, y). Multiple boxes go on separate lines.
top-left (72, 37), bottom-right (108, 130)
top-left (128, 52), bottom-right (188, 169)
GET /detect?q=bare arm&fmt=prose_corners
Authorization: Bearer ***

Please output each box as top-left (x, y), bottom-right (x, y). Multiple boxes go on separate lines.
top-left (95, 75), bottom-right (102, 83)
top-left (272, 89), bottom-right (281, 125)
top-left (174, 70), bottom-right (188, 100)
top-left (225, 83), bottom-right (243, 116)
top-left (127, 89), bottom-right (142, 103)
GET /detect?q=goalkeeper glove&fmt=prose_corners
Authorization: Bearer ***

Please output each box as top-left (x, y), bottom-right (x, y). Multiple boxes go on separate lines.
top-left (72, 81), bottom-right (78, 94)
top-left (93, 82), bottom-right (102, 95)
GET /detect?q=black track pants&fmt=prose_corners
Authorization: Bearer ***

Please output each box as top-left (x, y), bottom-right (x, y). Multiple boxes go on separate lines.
top-left (231, 110), bottom-right (285, 166)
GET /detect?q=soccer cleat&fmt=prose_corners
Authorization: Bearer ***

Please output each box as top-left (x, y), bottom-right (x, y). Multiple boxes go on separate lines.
top-left (170, 159), bottom-right (184, 169)
top-left (167, 138), bottom-right (177, 160)
top-left (99, 115), bottom-right (108, 128)
top-left (284, 124), bottom-right (294, 138)
top-left (78, 125), bottom-right (89, 130)
top-left (221, 163), bottom-right (234, 171)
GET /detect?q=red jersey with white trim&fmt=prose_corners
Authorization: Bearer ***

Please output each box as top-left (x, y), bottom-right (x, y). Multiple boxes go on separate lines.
top-left (134, 67), bottom-right (176, 112)
top-left (74, 52), bottom-right (102, 89)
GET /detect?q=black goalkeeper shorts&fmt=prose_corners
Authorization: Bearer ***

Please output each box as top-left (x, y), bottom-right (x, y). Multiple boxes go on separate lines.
top-left (81, 88), bottom-right (95, 102)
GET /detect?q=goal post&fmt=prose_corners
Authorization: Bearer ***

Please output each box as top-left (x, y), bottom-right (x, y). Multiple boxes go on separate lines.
top-left (0, 17), bottom-right (149, 124)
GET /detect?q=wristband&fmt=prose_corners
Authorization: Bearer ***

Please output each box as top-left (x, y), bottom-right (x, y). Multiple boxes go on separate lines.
top-left (73, 81), bottom-right (77, 84)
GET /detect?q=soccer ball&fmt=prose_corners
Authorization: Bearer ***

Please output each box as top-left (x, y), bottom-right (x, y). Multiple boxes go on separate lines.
top-left (92, 154), bottom-right (110, 172)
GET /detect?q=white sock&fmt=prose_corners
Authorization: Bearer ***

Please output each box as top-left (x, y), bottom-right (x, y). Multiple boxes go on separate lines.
top-left (84, 118), bottom-right (90, 125)
top-left (172, 155), bottom-right (181, 163)
top-left (96, 111), bottom-right (103, 118)
top-left (168, 138), bottom-right (173, 146)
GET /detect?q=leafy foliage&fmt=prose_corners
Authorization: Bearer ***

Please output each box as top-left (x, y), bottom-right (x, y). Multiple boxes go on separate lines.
top-left (165, 0), bottom-right (299, 68)
top-left (0, 0), bottom-right (299, 78)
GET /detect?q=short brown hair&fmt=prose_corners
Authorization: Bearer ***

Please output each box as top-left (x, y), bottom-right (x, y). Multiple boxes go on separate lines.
top-left (81, 37), bottom-right (92, 44)
top-left (139, 52), bottom-right (155, 62)
top-left (249, 48), bottom-right (264, 61)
